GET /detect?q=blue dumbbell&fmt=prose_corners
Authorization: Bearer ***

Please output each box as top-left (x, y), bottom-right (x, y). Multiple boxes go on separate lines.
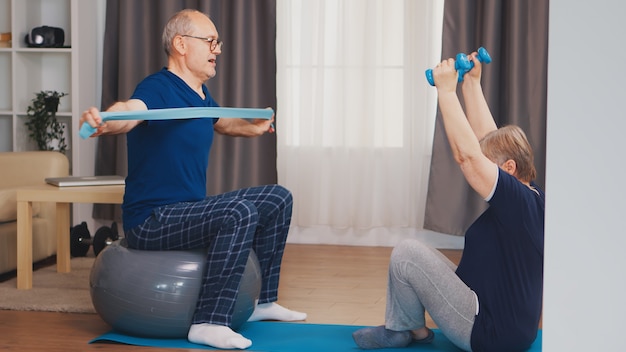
top-left (425, 47), bottom-right (492, 86)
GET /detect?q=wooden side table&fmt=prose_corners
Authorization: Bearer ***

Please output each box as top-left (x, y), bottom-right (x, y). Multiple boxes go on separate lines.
top-left (16, 184), bottom-right (124, 289)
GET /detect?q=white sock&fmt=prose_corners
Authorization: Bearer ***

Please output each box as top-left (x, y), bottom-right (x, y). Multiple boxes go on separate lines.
top-left (247, 302), bottom-right (307, 322)
top-left (187, 323), bottom-right (252, 349)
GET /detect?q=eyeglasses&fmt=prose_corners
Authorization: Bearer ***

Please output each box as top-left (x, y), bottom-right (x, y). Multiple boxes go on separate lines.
top-left (181, 35), bottom-right (223, 52)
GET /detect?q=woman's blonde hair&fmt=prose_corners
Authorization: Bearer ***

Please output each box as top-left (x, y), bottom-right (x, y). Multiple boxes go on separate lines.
top-left (480, 125), bottom-right (537, 183)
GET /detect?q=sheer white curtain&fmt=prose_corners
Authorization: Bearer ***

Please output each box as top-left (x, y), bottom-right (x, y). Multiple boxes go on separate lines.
top-left (277, 0), bottom-right (460, 247)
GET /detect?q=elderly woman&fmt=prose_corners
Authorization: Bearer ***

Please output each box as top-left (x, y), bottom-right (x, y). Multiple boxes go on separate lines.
top-left (352, 53), bottom-right (544, 352)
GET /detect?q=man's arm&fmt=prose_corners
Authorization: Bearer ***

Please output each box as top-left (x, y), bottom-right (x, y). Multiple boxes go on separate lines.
top-left (80, 99), bottom-right (147, 137)
top-left (460, 52), bottom-right (497, 141)
top-left (433, 58), bottom-right (498, 199)
top-left (213, 110), bottom-right (275, 137)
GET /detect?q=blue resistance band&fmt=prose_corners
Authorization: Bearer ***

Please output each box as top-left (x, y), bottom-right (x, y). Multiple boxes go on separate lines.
top-left (79, 107), bottom-right (274, 139)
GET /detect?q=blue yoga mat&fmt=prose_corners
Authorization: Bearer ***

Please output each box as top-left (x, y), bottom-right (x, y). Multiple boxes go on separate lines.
top-left (90, 321), bottom-right (542, 351)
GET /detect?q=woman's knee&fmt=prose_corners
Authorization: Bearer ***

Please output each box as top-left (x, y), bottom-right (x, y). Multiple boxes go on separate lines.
top-left (391, 239), bottom-right (431, 264)
top-left (390, 239), bottom-right (443, 277)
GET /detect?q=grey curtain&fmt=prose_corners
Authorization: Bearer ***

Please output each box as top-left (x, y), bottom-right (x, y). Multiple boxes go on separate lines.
top-left (424, 0), bottom-right (549, 236)
top-left (94, 0), bottom-right (277, 220)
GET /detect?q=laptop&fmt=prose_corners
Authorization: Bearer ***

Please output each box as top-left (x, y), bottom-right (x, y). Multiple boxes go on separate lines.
top-left (45, 175), bottom-right (125, 187)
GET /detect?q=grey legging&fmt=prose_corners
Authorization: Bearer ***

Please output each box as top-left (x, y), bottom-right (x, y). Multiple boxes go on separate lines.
top-left (385, 239), bottom-right (476, 351)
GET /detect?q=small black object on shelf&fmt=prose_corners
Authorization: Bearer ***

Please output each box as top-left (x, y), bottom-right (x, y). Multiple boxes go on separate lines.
top-left (24, 25), bottom-right (65, 48)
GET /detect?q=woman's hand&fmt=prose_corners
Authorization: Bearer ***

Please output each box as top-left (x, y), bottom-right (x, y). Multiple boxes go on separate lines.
top-left (463, 51), bottom-right (483, 85)
top-left (432, 58), bottom-right (459, 94)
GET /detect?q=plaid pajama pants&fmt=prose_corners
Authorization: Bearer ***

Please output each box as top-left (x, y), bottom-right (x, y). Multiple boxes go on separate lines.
top-left (125, 184), bottom-right (293, 326)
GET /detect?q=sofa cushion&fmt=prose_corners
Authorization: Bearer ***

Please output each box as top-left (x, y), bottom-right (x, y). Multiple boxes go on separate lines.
top-left (0, 187), bottom-right (40, 222)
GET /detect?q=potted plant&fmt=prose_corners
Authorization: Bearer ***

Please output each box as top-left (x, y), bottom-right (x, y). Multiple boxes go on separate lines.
top-left (24, 90), bottom-right (68, 153)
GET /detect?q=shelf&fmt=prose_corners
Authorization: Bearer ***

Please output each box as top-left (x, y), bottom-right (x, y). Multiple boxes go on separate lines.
top-left (0, 0), bottom-right (10, 34)
top-left (14, 0), bottom-right (72, 49)
top-left (0, 0), bottom-right (99, 174)
top-left (0, 51), bottom-right (11, 110)
top-left (0, 114), bottom-right (11, 152)
top-left (14, 51), bottom-right (72, 113)
top-left (14, 48), bottom-right (72, 53)
top-left (0, 0), bottom-right (102, 253)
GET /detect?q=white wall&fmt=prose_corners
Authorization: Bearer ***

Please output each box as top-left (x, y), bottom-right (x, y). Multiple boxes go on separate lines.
top-left (544, 1), bottom-right (626, 350)
top-left (75, 0), bottom-right (107, 233)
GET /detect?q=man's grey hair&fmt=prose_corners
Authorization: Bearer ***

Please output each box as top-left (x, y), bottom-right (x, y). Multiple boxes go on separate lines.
top-left (162, 9), bottom-right (206, 56)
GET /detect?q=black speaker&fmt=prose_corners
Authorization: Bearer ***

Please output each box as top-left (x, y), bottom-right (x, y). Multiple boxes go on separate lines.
top-left (24, 26), bottom-right (65, 48)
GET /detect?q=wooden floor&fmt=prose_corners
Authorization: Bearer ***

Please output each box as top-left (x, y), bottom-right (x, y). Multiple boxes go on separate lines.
top-left (0, 244), bottom-right (462, 352)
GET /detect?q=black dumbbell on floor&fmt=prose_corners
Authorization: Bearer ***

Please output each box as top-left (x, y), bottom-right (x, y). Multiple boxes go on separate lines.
top-left (70, 221), bottom-right (120, 257)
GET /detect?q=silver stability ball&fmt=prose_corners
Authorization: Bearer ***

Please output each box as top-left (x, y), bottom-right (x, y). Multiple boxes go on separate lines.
top-left (89, 239), bottom-right (261, 338)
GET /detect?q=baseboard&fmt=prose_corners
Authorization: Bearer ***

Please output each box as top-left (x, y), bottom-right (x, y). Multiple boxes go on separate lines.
top-left (286, 226), bottom-right (464, 249)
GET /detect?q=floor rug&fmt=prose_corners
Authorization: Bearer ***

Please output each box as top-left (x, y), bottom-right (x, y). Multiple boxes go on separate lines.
top-left (91, 321), bottom-right (542, 351)
top-left (0, 257), bottom-right (96, 313)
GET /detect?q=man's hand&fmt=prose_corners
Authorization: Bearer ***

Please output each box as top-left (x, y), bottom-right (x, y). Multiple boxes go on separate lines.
top-left (80, 107), bottom-right (105, 137)
top-left (252, 108), bottom-right (275, 133)
top-left (214, 108), bottom-right (275, 137)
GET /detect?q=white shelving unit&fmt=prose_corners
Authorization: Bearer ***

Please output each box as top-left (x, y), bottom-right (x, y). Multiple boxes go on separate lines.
top-left (0, 0), bottom-right (102, 226)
